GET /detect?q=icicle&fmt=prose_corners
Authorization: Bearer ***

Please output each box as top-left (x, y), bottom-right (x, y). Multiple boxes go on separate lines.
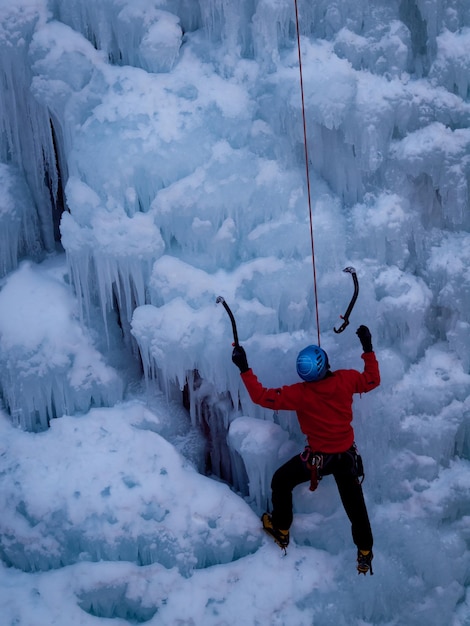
top-left (0, 261), bottom-right (124, 432)
top-left (0, 164), bottom-right (43, 277)
top-left (228, 416), bottom-right (292, 513)
top-left (0, 6), bottom-right (56, 252)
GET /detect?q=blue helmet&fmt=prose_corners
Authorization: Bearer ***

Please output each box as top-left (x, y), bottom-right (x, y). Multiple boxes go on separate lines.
top-left (296, 345), bottom-right (329, 382)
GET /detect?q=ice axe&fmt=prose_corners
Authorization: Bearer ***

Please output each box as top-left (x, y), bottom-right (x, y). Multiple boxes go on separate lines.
top-left (333, 267), bottom-right (359, 334)
top-left (216, 296), bottom-right (239, 346)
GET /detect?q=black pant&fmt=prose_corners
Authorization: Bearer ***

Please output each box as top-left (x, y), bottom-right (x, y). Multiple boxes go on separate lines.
top-left (270, 451), bottom-right (373, 551)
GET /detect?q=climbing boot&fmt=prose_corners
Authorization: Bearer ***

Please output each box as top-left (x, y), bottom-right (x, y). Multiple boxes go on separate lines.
top-left (357, 549), bottom-right (374, 575)
top-left (261, 513), bottom-right (289, 550)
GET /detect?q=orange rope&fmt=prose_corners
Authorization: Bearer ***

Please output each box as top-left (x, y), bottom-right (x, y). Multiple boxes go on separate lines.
top-left (293, 0), bottom-right (321, 346)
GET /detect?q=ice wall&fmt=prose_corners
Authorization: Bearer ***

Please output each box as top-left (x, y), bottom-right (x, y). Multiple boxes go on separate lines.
top-left (3, 0), bottom-right (468, 334)
top-left (0, 1), bottom-right (58, 252)
top-left (0, 4), bottom-right (469, 620)
top-left (0, 0), bottom-right (468, 506)
top-left (0, 164), bottom-right (43, 278)
top-left (52, 0), bottom-right (188, 72)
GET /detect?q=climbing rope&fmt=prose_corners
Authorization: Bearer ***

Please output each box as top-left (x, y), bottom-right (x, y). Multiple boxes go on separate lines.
top-left (293, 0), bottom-right (321, 346)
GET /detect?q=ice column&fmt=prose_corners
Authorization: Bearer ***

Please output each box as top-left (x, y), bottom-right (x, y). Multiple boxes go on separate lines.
top-left (0, 3), bottom-right (57, 252)
top-left (0, 164), bottom-right (43, 278)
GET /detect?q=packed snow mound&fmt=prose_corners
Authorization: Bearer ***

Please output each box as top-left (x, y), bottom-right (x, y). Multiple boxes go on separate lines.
top-left (0, 402), bottom-right (261, 574)
top-left (0, 544), bottom-right (337, 626)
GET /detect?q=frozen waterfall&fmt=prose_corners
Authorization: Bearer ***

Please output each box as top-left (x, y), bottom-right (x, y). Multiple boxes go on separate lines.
top-left (0, 1), bottom-right (470, 625)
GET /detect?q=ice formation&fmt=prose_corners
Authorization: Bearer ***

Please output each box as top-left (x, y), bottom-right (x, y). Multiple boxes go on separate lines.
top-left (0, 0), bottom-right (469, 624)
top-left (0, 259), bottom-right (123, 430)
top-left (0, 163), bottom-right (43, 278)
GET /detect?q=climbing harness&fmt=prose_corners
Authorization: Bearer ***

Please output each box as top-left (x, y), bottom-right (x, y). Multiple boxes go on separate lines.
top-left (334, 267), bottom-right (359, 334)
top-left (216, 296), bottom-right (240, 346)
top-left (300, 443), bottom-right (365, 489)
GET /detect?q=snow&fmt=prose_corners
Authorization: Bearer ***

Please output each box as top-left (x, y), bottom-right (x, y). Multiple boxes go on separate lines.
top-left (0, 402), bottom-right (259, 574)
top-left (0, 0), bottom-right (470, 624)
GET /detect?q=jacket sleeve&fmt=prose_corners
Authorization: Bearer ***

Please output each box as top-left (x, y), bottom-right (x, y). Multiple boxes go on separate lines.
top-left (354, 352), bottom-right (380, 393)
top-left (240, 369), bottom-right (303, 411)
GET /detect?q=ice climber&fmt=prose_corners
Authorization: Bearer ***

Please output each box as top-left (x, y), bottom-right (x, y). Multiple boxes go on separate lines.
top-left (231, 325), bottom-right (380, 575)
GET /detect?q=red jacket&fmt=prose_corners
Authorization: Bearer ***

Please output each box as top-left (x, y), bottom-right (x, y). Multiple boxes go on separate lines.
top-left (241, 352), bottom-right (380, 453)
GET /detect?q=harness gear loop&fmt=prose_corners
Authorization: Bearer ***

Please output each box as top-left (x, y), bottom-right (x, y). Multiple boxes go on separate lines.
top-left (300, 447), bottom-right (324, 491)
top-left (334, 267), bottom-right (359, 334)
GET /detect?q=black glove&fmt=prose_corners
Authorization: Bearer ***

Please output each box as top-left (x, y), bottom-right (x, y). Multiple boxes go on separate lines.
top-left (356, 325), bottom-right (373, 353)
top-left (232, 344), bottom-right (249, 373)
